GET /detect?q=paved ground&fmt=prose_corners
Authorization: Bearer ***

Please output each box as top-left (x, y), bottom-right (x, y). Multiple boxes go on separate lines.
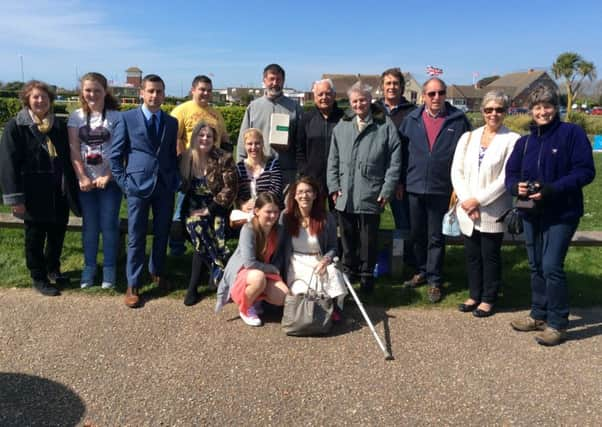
top-left (1, 288), bottom-right (601, 426)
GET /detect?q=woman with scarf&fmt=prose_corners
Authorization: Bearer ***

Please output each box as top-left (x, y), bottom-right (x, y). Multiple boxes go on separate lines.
top-left (0, 80), bottom-right (79, 296)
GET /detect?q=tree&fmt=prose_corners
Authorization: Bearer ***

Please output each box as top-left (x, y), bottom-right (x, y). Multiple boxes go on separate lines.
top-left (476, 75), bottom-right (500, 88)
top-left (239, 93), bottom-right (254, 106)
top-left (1, 81), bottom-right (25, 92)
top-left (552, 52), bottom-right (596, 118)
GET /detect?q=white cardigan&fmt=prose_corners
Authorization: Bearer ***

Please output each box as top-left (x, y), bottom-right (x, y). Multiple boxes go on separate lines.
top-left (451, 125), bottom-right (519, 235)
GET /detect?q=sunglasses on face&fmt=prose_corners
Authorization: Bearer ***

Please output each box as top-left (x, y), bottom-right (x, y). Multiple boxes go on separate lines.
top-left (426, 90), bottom-right (446, 98)
top-left (483, 107), bottom-right (506, 114)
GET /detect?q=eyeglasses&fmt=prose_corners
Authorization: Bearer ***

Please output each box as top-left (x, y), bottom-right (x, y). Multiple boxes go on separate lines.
top-left (483, 107), bottom-right (506, 114)
top-left (426, 90), bottom-right (446, 98)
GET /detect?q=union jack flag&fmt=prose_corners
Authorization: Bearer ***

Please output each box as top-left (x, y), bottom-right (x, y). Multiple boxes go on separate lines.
top-left (426, 65), bottom-right (443, 76)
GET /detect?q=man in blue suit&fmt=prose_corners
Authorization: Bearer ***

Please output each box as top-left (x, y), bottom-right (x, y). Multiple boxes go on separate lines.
top-left (111, 74), bottom-right (179, 308)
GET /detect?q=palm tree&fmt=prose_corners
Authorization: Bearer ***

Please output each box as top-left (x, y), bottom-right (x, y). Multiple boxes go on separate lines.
top-left (552, 52), bottom-right (597, 119)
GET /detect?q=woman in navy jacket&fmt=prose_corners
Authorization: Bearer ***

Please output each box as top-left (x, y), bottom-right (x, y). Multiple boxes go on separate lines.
top-left (505, 85), bottom-right (595, 346)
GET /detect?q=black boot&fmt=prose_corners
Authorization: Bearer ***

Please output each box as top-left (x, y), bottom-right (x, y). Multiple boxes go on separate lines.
top-left (360, 276), bottom-right (374, 295)
top-left (184, 252), bottom-right (204, 306)
top-left (183, 285), bottom-right (199, 306)
top-left (33, 280), bottom-right (60, 297)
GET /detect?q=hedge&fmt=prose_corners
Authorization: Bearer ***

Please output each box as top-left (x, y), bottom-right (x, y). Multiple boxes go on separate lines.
top-left (117, 104), bottom-right (246, 142)
top-left (3, 99), bottom-right (602, 139)
top-left (216, 106), bottom-right (246, 143)
top-left (119, 103), bottom-right (175, 114)
top-left (0, 98), bottom-right (21, 126)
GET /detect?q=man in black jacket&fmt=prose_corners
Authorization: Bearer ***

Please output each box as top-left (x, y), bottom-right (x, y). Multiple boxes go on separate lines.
top-left (296, 78), bottom-right (344, 209)
top-left (376, 68), bottom-right (416, 270)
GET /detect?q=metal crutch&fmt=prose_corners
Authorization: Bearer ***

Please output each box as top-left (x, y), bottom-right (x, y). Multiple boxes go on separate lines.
top-left (336, 259), bottom-right (394, 360)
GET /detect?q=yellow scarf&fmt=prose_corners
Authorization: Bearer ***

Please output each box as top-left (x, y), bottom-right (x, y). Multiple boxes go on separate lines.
top-left (30, 110), bottom-right (58, 158)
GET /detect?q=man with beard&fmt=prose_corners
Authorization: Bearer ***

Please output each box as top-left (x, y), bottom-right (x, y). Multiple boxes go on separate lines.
top-left (296, 78), bottom-right (344, 208)
top-left (237, 64), bottom-right (303, 186)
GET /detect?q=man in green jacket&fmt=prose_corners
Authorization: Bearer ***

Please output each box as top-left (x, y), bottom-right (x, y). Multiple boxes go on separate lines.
top-left (327, 82), bottom-right (401, 293)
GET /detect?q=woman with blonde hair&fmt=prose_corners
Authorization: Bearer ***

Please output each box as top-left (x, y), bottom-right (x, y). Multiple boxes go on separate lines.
top-left (451, 90), bottom-right (519, 317)
top-left (236, 128), bottom-right (283, 212)
top-left (68, 72), bottom-right (122, 289)
top-left (180, 121), bottom-right (238, 306)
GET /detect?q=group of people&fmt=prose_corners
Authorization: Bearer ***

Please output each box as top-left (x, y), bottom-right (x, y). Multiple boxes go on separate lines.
top-left (0, 63), bottom-right (595, 346)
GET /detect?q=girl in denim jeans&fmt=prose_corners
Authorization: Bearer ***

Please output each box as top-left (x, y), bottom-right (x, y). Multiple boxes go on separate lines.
top-left (68, 72), bottom-right (123, 289)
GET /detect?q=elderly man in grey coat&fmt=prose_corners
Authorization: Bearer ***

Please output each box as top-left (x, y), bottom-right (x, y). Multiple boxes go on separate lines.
top-left (327, 82), bottom-right (401, 294)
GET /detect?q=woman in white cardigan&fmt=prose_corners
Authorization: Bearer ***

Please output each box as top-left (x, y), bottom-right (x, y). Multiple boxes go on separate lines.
top-left (451, 91), bottom-right (520, 317)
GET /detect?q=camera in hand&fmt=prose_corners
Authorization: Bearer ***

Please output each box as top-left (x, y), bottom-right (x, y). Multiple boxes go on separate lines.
top-left (525, 181), bottom-right (540, 196)
top-left (516, 181), bottom-right (540, 210)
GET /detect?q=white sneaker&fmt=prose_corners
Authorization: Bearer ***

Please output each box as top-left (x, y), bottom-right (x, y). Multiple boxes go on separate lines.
top-left (240, 306), bottom-right (262, 327)
top-left (80, 282), bottom-right (93, 289)
top-left (101, 282), bottom-right (114, 290)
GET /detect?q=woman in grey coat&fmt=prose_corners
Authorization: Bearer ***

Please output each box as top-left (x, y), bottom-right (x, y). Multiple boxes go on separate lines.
top-left (327, 82), bottom-right (401, 293)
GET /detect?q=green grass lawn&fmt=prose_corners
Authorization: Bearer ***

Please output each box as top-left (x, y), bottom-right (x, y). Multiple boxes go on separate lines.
top-left (1, 154), bottom-right (601, 309)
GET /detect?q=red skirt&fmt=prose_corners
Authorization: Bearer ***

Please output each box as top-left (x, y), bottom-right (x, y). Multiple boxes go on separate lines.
top-left (230, 268), bottom-right (283, 316)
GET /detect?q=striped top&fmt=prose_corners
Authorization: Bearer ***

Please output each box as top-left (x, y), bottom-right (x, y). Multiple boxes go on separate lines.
top-left (236, 157), bottom-right (283, 205)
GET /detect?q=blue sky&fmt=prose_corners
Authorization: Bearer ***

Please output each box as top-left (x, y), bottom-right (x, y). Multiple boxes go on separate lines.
top-left (1, 0), bottom-right (601, 96)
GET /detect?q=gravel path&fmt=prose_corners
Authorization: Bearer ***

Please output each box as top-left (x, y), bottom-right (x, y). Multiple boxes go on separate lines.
top-left (1, 288), bottom-right (601, 426)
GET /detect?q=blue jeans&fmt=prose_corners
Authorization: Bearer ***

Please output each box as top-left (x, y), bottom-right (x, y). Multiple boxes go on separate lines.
top-left (523, 217), bottom-right (578, 330)
top-left (78, 182), bottom-right (122, 284)
top-left (390, 196), bottom-right (411, 238)
top-left (169, 191), bottom-right (186, 255)
top-left (408, 193), bottom-right (449, 287)
top-left (390, 195), bottom-right (416, 267)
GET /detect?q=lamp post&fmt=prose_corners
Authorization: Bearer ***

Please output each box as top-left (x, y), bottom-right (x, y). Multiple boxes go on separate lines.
top-left (19, 54), bottom-right (24, 82)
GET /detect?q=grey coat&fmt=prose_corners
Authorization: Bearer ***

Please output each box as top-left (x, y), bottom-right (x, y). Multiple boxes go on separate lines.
top-left (215, 222), bottom-right (284, 312)
top-left (327, 104), bottom-right (401, 214)
top-left (277, 212), bottom-right (338, 283)
top-left (236, 95), bottom-right (303, 172)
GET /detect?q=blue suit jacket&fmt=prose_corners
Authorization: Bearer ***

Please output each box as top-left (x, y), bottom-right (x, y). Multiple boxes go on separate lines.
top-left (111, 107), bottom-right (179, 199)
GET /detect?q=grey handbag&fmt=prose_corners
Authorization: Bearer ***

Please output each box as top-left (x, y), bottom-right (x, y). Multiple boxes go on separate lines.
top-left (281, 272), bottom-right (334, 336)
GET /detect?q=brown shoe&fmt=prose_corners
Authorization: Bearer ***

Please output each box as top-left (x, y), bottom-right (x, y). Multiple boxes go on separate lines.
top-left (403, 274), bottom-right (427, 288)
top-left (510, 316), bottom-right (546, 332)
top-left (124, 287), bottom-right (140, 308)
top-left (151, 274), bottom-right (171, 292)
top-left (535, 327), bottom-right (566, 346)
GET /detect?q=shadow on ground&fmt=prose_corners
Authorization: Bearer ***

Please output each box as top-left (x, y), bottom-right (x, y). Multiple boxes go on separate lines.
top-left (0, 372), bottom-right (85, 427)
top-left (566, 309), bottom-right (602, 341)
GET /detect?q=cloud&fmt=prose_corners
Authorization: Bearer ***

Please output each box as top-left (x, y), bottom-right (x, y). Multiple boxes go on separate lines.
top-left (0, 1), bottom-right (144, 51)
